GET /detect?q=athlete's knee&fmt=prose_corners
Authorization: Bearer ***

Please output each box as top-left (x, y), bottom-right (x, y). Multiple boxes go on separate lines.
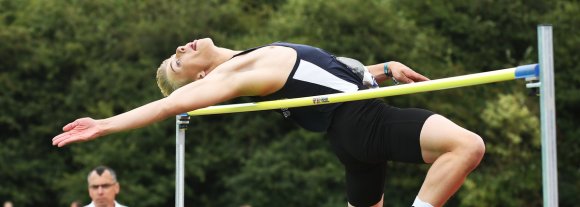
top-left (458, 132), bottom-right (485, 169)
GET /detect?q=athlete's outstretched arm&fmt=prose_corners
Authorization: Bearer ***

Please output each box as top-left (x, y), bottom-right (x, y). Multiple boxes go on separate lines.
top-left (366, 61), bottom-right (430, 84)
top-left (52, 98), bottom-right (177, 147)
top-left (52, 73), bottom-right (242, 147)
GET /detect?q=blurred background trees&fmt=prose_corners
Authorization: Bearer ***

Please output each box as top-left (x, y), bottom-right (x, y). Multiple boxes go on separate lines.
top-left (1, 0), bottom-right (578, 206)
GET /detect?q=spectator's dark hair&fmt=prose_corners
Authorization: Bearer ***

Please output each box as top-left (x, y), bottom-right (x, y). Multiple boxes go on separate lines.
top-left (87, 165), bottom-right (118, 182)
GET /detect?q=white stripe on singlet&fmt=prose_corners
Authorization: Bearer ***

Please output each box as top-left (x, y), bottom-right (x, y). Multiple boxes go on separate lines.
top-left (292, 59), bottom-right (358, 92)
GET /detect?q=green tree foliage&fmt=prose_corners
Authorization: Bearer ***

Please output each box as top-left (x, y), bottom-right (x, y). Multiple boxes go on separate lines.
top-left (461, 94), bottom-right (542, 206)
top-left (223, 130), bottom-right (344, 207)
top-left (1, 0), bottom-right (578, 206)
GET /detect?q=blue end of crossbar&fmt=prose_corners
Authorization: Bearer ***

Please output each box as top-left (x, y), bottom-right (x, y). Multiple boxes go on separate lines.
top-left (515, 64), bottom-right (539, 79)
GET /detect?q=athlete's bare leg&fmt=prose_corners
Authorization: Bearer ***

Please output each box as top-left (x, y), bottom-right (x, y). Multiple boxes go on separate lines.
top-left (416, 115), bottom-right (485, 207)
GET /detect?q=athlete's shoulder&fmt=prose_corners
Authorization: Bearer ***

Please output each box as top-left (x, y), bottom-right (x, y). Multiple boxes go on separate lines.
top-left (249, 45), bottom-right (297, 63)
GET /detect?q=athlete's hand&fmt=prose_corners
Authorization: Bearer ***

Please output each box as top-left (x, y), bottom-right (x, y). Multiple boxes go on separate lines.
top-left (52, 117), bottom-right (103, 147)
top-left (387, 61), bottom-right (430, 84)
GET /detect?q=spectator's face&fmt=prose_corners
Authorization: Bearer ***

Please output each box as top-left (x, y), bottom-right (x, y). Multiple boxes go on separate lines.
top-left (88, 170), bottom-right (119, 206)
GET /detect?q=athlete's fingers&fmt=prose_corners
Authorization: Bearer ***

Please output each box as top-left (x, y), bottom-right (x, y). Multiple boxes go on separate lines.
top-left (54, 133), bottom-right (82, 147)
top-left (52, 133), bottom-right (71, 146)
top-left (57, 138), bottom-right (77, 147)
top-left (52, 133), bottom-right (64, 143)
top-left (62, 121), bottom-right (78, 131)
top-left (395, 74), bottom-right (414, 84)
top-left (406, 70), bottom-right (430, 82)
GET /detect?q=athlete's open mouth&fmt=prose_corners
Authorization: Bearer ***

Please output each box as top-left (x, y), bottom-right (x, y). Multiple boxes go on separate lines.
top-left (190, 40), bottom-right (197, 51)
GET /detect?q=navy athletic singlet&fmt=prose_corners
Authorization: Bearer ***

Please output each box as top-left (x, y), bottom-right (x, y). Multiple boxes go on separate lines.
top-left (233, 42), bottom-right (366, 132)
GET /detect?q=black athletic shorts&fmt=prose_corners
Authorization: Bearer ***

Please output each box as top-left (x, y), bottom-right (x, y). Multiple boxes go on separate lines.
top-left (326, 99), bottom-right (434, 206)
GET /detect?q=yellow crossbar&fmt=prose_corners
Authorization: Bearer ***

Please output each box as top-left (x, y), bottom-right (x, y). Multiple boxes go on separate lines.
top-left (188, 68), bottom-right (517, 116)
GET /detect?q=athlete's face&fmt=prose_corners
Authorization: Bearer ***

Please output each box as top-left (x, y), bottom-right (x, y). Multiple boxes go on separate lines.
top-left (166, 38), bottom-right (215, 84)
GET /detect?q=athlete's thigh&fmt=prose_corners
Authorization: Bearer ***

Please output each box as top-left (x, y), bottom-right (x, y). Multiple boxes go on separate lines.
top-left (419, 114), bottom-right (481, 163)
